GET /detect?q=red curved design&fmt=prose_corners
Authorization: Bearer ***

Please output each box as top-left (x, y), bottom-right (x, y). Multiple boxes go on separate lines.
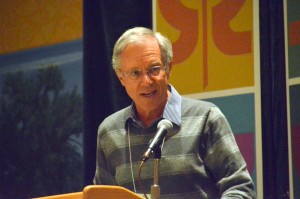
top-left (158, 0), bottom-right (198, 64)
top-left (212, 0), bottom-right (252, 55)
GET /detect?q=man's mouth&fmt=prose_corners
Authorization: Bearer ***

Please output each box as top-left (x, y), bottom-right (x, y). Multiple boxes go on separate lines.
top-left (141, 90), bottom-right (156, 97)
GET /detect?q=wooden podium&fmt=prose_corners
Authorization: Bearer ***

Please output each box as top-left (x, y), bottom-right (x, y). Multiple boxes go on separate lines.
top-left (34, 185), bottom-right (144, 199)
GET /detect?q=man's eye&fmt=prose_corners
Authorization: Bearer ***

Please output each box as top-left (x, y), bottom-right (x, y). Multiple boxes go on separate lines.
top-left (130, 70), bottom-right (141, 77)
top-left (149, 66), bottom-right (161, 75)
top-left (151, 66), bottom-right (161, 72)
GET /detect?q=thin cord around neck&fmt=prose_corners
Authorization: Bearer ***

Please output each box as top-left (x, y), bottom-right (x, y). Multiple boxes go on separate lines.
top-left (127, 125), bottom-right (137, 193)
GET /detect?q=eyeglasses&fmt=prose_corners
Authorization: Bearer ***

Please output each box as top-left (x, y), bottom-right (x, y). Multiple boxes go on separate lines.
top-left (118, 65), bottom-right (166, 81)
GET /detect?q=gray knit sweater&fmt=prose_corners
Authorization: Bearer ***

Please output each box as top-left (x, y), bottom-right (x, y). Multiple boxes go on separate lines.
top-left (94, 87), bottom-right (256, 199)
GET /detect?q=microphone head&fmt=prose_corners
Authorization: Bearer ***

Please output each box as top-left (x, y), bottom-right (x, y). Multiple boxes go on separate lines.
top-left (157, 119), bottom-right (173, 133)
top-left (142, 119), bottom-right (173, 162)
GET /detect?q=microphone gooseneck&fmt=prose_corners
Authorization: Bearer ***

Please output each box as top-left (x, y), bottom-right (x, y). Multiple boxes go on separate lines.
top-left (142, 119), bottom-right (173, 162)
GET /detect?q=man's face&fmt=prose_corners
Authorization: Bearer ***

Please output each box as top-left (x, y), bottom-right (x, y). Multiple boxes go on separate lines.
top-left (116, 37), bottom-right (172, 114)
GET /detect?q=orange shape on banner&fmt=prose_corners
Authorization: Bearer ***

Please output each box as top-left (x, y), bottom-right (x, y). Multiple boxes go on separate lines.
top-left (158, 0), bottom-right (198, 65)
top-left (212, 0), bottom-right (252, 55)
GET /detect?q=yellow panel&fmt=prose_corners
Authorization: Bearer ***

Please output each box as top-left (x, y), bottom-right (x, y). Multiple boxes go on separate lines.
top-left (0, 0), bottom-right (82, 54)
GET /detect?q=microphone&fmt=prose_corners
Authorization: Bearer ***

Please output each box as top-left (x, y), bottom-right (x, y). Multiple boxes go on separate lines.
top-left (142, 119), bottom-right (173, 162)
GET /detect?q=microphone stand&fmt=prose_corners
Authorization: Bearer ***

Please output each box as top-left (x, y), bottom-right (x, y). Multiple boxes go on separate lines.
top-left (151, 147), bottom-right (161, 199)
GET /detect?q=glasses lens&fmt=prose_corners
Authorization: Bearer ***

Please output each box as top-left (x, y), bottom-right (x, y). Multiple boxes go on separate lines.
top-left (129, 69), bottom-right (141, 80)
top-left (122, 66), bottom-right (165, 80)
top-left (148, 66), bottom-right (162, 76)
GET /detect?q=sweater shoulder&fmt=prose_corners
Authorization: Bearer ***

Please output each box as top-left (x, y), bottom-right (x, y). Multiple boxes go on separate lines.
top-left (181, 97), bottom-right (217, 117)
top-left (98, 106), bottom-right (131, 133)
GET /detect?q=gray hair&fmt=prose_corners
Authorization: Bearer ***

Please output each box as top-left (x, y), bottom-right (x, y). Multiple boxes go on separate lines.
top-left (112, 27), bottom-right (173, 70)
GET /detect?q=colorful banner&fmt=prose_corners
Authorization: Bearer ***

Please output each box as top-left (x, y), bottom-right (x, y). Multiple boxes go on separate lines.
top-left (155, 0), bottom-right (253, 94)
top-left (154, 0), bottom-right (260, 195)
top-left (0, 0), bottom-right (82, 54)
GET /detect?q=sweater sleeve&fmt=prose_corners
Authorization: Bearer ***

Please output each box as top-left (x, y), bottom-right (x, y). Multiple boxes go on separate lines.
top-left (203, 106), bottom-right (256, 199)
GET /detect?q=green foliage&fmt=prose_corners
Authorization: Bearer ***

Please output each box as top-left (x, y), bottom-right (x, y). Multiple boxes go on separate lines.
top-left (0, 65), bottom-right (83, 198)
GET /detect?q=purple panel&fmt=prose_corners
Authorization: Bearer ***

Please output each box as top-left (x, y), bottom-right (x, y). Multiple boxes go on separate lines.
top-left (235, 133), bottom-right (255, 174)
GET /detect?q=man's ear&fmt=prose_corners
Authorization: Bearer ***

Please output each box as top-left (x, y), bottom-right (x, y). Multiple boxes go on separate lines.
top-left (115, 70), bottom-right (125, 86)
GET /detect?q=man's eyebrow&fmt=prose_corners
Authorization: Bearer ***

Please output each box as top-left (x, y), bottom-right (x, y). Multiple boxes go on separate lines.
top-left (149, 62), bottom-right (162, 66)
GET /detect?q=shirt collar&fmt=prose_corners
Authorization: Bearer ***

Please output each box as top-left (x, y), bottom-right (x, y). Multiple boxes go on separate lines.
top-left (129, 84), bottom-right (181, 127)
top-left (163, 85), bottom-right (181, 126)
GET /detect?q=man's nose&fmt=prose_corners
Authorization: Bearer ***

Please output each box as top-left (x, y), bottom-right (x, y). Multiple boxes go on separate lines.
top-left (140, 71), bottom-right (153, 84)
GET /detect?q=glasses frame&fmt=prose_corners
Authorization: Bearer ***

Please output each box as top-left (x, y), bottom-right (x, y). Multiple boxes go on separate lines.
top-left (118, 65), bottom-right (167, 81)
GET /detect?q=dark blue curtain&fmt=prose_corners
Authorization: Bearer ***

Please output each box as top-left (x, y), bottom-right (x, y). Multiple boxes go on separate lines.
top-left (260, 0), bottom-right (289, 198)
top-left (83, 0), bottom-right (152, 186)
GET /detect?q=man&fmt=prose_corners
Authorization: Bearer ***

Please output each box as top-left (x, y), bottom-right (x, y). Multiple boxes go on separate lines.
top-left (94, 27), bottom-right (256, 198)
